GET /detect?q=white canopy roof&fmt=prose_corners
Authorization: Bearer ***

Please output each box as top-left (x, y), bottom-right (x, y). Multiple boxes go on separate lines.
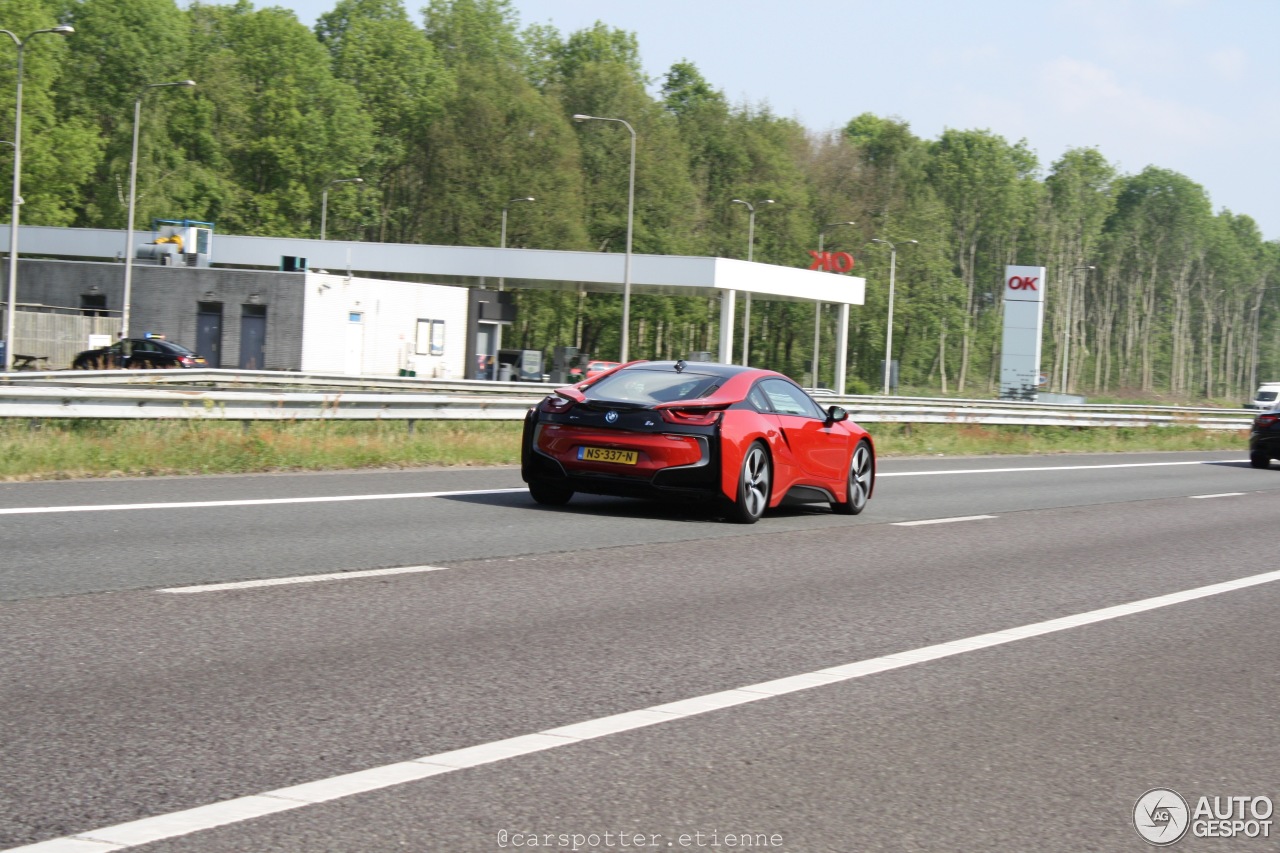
top-left (9, 225), bottom-right (865, 305)
top-left (5, 225), bottom-right (865, 389)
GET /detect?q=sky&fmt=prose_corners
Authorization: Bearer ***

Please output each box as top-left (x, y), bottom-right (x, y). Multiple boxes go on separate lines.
top-left (268, 0), bottom-right (1280, 241)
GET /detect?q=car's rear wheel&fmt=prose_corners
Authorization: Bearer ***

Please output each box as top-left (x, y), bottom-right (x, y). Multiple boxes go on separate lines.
top-left (833, 439), bottom-right (874, 515)
top-left (528, 480), bottom-right (574, 506)
top-left (728, 441), bottom-right (771, 524)
top-left (1250, 451), bottom-right (1271, 469)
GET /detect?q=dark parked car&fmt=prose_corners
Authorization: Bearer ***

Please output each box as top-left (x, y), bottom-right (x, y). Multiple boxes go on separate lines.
top-left (1249, 409), bottom-right (1280, 468)
top-left (521, 360), bottom-right (875, 523)
top-left (72, 337), bottom-right (208, 370)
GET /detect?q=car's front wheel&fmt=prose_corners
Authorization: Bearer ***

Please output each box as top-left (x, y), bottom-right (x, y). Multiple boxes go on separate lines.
top-left (832, 439), bottom-right (874, 515)
top-left (1250, 451), bottom-right (1271, 469)
top-left (728, 441), bottom-right (771, 524)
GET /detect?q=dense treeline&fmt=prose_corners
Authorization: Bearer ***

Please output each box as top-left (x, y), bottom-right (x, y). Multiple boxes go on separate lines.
top-left (5, 0), bottom-right (1278, 399)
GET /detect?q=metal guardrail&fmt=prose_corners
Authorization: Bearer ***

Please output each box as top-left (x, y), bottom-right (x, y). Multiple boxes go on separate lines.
top-left (0, 368), bottom-right (1257, 429)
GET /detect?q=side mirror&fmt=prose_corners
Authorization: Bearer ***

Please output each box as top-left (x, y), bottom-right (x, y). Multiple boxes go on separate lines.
top-left (826, 405), bottom-right (848, 423)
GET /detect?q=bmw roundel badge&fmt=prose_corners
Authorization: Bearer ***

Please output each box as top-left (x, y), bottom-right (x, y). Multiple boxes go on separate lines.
top-left (605, 410), bottom-right (619, 424)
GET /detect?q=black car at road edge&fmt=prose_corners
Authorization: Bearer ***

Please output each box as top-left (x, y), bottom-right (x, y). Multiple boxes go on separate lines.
top-left (72, 337), bottom-right (208, 370)
top-left (1248, 409), bottom-right (1280, 468)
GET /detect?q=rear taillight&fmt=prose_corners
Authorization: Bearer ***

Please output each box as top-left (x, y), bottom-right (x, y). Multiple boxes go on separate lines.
top-left (539, 394), bottom-right (575, 414)
top-left (178, 356), bottom-right (195, 367)
top-left (660, 408), bottom-right (723, 426)
top-left (1256, 413), bottom-right (1279, 428)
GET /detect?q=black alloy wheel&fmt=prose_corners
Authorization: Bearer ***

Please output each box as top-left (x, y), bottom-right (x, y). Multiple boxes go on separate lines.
top-left (833, 439), bottom-right (873, 515)
top-left (728, 441), bottom-right (771, 524)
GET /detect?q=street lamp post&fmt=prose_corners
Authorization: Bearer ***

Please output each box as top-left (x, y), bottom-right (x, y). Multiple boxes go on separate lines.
top-left (871, 237), bottom-right (917, 396)
top-left (1061, 264), bottom-right (1095, 394)
top-left (495, 196), bottom-right (534, 353)
top-left (122, 79), bottom-right (196, 340)
top-left (2, 24), bottom-right (74, 372)
top-left (814, 221), bottom-right (856, 387)
top-left (500, 196), bottom-right (535, 255)
top-left (573, 114), bottom-right (635, 363)
top-left (320, 177), bottom-right (363, 241)
top-left (731, 198), bottom-right (774, 365)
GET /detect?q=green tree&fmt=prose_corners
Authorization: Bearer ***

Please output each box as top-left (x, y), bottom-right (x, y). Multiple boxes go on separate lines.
top-left (1100, 167), bottom-right (1213, 393)
top-left (412, 0), bottom-right (585, 251)
top-left (536, 21), bottom-right (699, 360)
top-left (0, 0), bottom-right (103, 226)
top-left (317, 0), bottom-right (453, 241)
top-left (722, 108), bottom-right (818, 374)
top-left (173, 0), bottom-right (374, 236)
top-left (1039, 147), bottom-right (1115, 393)
top-left (60, 0), bottom-right (196, 229)
top-left (926, 128), bottom-right (1038, 392)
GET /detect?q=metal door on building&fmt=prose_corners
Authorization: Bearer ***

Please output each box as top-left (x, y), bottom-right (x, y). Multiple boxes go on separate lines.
top-left (239, 304), bottom-right (266, 369)
top-left (197, 302), bottom-right (223, 367)
top-left (345, 311), bottom-right (364, 375)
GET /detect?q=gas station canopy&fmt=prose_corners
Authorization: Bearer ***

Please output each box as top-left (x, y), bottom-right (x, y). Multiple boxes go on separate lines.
top-left (7, 225), bottom-right (866, 387)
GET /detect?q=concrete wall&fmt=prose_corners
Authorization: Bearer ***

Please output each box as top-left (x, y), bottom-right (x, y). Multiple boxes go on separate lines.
top-left (3, 259), bottom-right (306, 369)
top-left (4, 259), bottom-right (469, 376)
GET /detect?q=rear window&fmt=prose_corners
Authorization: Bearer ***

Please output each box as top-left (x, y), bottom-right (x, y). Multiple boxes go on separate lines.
top-left (585, 369), bottom-right (722, 404)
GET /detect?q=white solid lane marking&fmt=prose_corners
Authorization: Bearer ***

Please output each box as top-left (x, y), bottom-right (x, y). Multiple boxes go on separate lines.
top-left (11, 566), bottom-right (1280, 853)
top-left (158, 565), bottom-right (450, 593)
top-left (0, 488), bottom-right (526, 516)
top-left (878, 460), bottom-right (1215, 477)
top-left (1188, 492), bottom-right (1245, 499)
top-left (893, 515), bottom-right (997, 527)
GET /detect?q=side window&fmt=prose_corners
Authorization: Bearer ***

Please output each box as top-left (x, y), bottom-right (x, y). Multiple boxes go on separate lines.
top-left (414, 319), bottom-right (446, 357)
top-left (760, 378), bottom-right (825, 419)
top-left (747, 383), bottom-right (772, 412)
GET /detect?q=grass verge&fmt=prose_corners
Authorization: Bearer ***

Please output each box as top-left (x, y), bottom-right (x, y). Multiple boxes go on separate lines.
top-left (871, 422), bottom-right (1247, 458)
top-left (0, 419), bottom-right (523, 481)
top-left (0, 419), bottom-right (1248, 482)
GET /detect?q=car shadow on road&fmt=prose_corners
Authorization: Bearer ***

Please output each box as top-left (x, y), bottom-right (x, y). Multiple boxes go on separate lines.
top-left (1203, 460), bottom-right (1268, 469)
top-left (440, 491), bottom-right (838, 524)
top-left (440, 490), bottom-right (724, 523)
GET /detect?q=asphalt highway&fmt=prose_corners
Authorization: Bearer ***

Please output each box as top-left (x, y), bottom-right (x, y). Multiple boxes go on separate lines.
top-left (2, 450), bottom-right (1277, 852)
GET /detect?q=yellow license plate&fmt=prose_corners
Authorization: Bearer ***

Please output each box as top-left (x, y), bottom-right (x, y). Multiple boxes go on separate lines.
top-left (578, 446), bottom-right (638, 464)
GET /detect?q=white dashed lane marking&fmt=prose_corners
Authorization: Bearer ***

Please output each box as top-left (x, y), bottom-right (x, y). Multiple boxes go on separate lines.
top-left (892, 515), bottom-right (997, 526)
top-left (159, 565), bottom-right (450, 593)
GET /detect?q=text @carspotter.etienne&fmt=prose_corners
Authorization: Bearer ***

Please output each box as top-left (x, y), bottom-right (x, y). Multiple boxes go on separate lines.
top-left (495, 828), bottom-right (785, 851)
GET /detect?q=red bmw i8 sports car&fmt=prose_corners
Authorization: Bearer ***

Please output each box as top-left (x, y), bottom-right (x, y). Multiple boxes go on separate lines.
top-left (521, 360), bottom-right (875, 523)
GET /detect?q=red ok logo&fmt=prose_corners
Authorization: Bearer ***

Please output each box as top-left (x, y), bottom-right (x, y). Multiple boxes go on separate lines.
top-left (1008, 275), bottom-right (1039, 290)
top-left (809, 251), bottom-right (855, 273)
